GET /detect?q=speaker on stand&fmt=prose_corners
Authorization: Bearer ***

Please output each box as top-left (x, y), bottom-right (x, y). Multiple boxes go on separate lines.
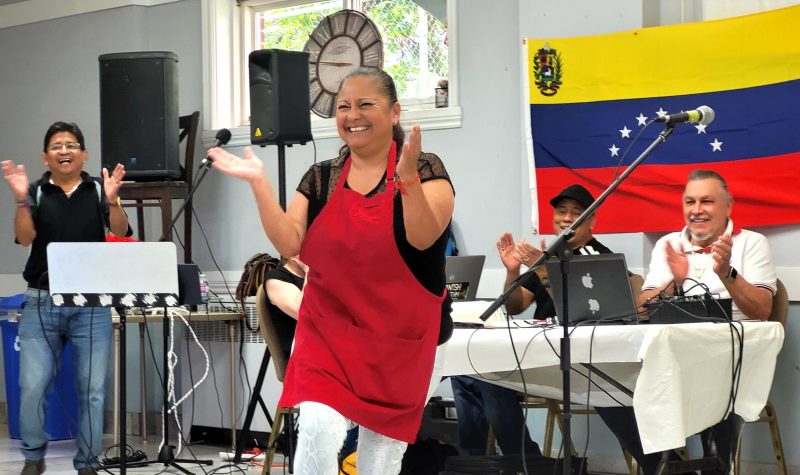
top-left (249, 49), bottom-right (312, 147)
top-left (234, 49), bottom-right (311, 468)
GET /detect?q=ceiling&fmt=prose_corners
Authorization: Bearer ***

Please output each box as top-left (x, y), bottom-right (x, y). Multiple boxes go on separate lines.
top-left (0, 0), bottom-right (30, 5)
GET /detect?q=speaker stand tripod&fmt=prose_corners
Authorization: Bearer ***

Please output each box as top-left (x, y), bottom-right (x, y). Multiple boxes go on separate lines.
top-left (234, 142), bottom-right (297, 468)
top-left (233, 347), bottom-right (274, 464)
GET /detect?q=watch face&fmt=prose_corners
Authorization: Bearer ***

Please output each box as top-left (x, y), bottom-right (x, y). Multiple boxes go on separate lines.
top-left (304, 10), bottom-right (384, 118)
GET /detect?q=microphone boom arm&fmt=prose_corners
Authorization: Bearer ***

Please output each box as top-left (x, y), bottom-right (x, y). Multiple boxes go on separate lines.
top-left (158, 159), bottom-right (214, 244)
top-left (479, 123), bottom-right (677, 321)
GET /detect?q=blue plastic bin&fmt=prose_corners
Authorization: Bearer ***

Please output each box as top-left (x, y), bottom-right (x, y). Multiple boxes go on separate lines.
top-left (1, 294), bottom-right (78, 440)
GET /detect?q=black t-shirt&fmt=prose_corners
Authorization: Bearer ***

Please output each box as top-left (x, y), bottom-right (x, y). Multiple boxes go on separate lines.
top-left (519, 238), bottom-right (613, 319)
top-left (22, 172), bottom-right (111, 289)
top-left (296, 150), bottom-right (455, 344)
top-left (264, 266), bottom-right (304, 361)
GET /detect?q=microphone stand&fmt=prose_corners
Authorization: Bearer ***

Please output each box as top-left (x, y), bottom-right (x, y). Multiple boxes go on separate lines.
top-left (479, 122), bottom-right (676, 475)
top-left (159, 160), bottom-right (214, 244)
top-left (150, 160), bottom-right (216, 473)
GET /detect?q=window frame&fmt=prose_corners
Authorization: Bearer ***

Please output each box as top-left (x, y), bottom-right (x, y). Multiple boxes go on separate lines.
top-left (201, 0), bottom-right (461, 146)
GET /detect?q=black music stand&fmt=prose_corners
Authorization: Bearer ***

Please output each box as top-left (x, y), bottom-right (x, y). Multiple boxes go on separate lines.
top-left (47, 241), bottom-right (181, 474)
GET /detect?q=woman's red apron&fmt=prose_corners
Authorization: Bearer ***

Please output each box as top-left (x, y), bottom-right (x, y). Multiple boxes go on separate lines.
top-left (279, 147), bottom-right (443, 442)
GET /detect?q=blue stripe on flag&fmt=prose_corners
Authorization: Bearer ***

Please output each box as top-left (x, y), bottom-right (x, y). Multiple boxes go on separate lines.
top-left (531, 79), bottom-right (800, 169)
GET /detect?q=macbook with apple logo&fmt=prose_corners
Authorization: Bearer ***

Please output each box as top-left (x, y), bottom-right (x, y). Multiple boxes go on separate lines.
top-left (545, 253), bottom-right (638, 326)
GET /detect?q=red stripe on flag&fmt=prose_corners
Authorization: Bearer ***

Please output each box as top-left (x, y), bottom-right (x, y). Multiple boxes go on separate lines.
top-left (536, 153), bottom-right (800, 234)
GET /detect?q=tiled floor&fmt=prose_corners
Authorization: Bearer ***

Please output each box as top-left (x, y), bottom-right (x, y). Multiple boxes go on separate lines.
top-left (0, 425), bottom-right (289, 475)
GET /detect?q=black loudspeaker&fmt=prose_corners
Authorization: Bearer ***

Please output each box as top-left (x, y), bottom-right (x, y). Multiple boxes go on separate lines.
top-left (99, 51), bottom-right (180, 180)
top-left (249, 49), bottom-right (312, 146)
top-left (177, 264), bottom-right (202, 306)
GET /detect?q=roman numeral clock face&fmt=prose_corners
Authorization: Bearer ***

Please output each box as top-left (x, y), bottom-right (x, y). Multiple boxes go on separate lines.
top-left (303, 9), bottom-right (384, 118)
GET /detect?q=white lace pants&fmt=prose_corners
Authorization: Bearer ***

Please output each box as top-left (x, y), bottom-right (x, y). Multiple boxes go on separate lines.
top-left (292, 343), bottom-right (447, 475)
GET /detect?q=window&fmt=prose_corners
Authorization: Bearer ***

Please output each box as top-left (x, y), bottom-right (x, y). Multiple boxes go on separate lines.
top-left (202, 0), bottom-right (460, 143)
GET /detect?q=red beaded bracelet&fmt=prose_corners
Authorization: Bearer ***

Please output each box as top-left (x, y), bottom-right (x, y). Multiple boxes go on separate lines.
top-left (395, 172), bottom-right (421, 196)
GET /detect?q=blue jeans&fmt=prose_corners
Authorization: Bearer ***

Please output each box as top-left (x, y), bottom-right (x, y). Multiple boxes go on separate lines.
top-left (451, 375), bottom-right (541, 456)
top-left (18, 288), bottom-right (112, 470)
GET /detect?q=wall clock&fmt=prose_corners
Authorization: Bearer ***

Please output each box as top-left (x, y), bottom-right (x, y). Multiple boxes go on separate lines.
top-left (303, 9), bottom-right (384, 118)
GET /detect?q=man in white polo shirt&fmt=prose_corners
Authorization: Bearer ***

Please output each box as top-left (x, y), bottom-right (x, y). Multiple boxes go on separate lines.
top-left (600, 169), bottom-right (778, 474)
top-left (638, 169), bottom-right (777, 319)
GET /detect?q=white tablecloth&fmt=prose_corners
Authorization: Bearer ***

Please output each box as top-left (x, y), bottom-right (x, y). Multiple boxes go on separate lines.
top-left (442, 321), bottom-right (783, 453)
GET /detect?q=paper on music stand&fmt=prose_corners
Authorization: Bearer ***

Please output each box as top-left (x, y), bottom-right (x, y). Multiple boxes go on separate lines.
top-left (47, 242), bottom-right (179, 307)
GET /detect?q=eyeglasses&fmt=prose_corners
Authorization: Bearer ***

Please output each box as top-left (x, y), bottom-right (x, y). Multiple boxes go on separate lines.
top-left (48, 142), bottom-right (81, 152)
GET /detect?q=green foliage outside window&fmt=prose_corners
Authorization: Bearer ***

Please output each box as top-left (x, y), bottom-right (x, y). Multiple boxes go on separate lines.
top-left (256, 0), bottom-right (448, 99)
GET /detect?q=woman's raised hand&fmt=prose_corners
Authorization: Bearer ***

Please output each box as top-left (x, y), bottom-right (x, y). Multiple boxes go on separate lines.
top-left (397, 124), bottom-right (421, 180)
top-left (208, 146), bottom-right (266, 183)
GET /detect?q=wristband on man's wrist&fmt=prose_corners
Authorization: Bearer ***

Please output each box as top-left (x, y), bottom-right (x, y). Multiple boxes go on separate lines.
top-left (15, 197), bottom-right (32, 208)
top-left (722, 267), bottom-right (738, 284)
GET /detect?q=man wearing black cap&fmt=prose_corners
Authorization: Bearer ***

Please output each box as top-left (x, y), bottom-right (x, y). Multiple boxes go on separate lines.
top-left (451, 184), bottom-right (612, 457)
top-left (498, 183), bottom-right (611, 317)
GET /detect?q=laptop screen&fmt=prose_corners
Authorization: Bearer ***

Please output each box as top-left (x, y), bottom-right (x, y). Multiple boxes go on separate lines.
top-left (545, 253), bottom-right (637, 326)
top-left (445, 255), bottom-right (485, 301)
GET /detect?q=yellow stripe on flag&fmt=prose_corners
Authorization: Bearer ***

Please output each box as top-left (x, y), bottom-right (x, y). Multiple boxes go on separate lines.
top-left (527, 5), bottom-right (800, 104)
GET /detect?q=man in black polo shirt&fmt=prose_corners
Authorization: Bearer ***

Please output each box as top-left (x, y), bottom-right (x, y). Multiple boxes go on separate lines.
top-left (451, 184), bottom-right (612, 457)
top-left (2, 121), bottom-right (130, 475)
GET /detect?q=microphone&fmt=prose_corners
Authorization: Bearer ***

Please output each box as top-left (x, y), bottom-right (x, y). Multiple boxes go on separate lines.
top-left (655, 105), bottom-right (715, 126)
top-left (199, 128), bottom-right (232, 169)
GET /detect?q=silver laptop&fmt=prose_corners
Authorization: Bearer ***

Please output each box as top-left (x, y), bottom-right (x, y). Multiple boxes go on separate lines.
top-left (445, 255), bottom-right (485, 301)
top-left (47, 242), bottom-right (179, 307)
top-left (545, 253), bottom-right (637, 325)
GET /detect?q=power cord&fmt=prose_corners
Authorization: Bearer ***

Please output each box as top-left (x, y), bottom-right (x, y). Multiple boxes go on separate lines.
top-left (140, 310), bottom-right (211, 474)
top-left (100, 445), bottom-right (147, 466)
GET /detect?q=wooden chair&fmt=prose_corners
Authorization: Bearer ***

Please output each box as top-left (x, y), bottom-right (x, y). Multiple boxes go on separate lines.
top-left (256, 285), bottom-right (299, 475)
top-left (520, 396), bottom-right (592, 457)
top-left (629, 273), bottom-right (644, 309)
top-left (118, 111), bottom-right (200, 263)
top-left (484, 396), bottom-right (641, 474)
top-left (527, 397), bottom-right (641, 474)
top-left (734, 278), bottom-right (788, 475)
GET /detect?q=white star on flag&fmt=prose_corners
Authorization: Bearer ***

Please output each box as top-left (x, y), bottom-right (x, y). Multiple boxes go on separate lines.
top-left (656, 107), bottom-right (668, 119)
top-left (635, 113), bottom-right (648, 126)
top-left (609, 144), bottom-right (620, 157)
top-left (695, 124), bottom-right (707, 134)
top-left (619, 126), bottom-right (632, 138)
top-left (710, 138), bottom-right (723, 151)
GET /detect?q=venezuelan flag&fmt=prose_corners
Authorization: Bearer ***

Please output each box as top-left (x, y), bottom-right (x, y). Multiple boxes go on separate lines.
top-left (527, 5), bottom-right (800, 234)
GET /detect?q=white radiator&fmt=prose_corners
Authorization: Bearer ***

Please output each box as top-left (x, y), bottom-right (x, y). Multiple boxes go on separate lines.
top-left (178, 293), bottom-right (283, 439)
